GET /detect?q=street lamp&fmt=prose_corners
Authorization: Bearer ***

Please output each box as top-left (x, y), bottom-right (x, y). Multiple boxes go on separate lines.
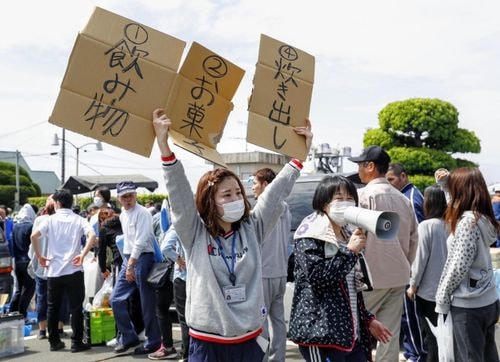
top-left (51, 133), bottom-right (103, 182)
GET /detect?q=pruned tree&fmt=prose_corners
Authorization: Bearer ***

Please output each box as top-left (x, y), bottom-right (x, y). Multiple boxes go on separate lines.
top-left (0, 161), bottom-right (41, 208)
top-left (363, 98), bottom-right (480, 190)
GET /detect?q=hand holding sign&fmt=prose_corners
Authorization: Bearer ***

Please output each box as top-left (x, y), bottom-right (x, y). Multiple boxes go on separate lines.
top-left (292, 118), bottom-right (313, 160)
top-left (153, 108), bottom-right (173, 158)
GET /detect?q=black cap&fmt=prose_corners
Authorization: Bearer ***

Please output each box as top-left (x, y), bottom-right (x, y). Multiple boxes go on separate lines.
top-left (348, 145), bottom-right (390, 166)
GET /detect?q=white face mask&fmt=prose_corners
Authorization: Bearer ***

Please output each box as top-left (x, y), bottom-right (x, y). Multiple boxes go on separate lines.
top-left (218, 199), bottom-right (245, 223)
top-left (93, 196), bottom-right (104, 208)
top-left (328, 200), bottom-right (356, 226)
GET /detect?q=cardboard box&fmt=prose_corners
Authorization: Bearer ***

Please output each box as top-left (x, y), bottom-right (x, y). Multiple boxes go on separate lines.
top-left (165, 42), bottom-right (245, 166)
top-left (50, 7), bottom-right (244, 165)
top-left (0, 313), bottom-right (24, 358)
top-left (247, 34), bottom-right (315, 160)
top-left (49, 7), bottom-right (186, 157)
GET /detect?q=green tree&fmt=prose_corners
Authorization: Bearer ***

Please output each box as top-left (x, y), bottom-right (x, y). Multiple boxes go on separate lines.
top-left (363, 98), bottom-right (480, 190)
top-left (0, 161), bottom-right (41, 208)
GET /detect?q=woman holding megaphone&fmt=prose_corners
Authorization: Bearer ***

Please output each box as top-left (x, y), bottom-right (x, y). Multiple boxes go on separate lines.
top-left (289, 175), bottom-right (392, 362)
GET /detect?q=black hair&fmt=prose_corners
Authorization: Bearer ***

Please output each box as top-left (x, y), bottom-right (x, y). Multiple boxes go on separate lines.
top-left (53, 189), bottom-right (73, 209)
top-left (312, 175), bottom-right (358, 214)
top-left (95, 186), bottom-right (111, 203)
top-left (253, 168), bottom-right (276, 184)
top-left (388, 163), bottom-right (406, 176)
top-left (423, 185), bottom-right (447, 219)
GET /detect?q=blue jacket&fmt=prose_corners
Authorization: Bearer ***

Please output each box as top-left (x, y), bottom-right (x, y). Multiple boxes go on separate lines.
top-left (12, 222), bottom-right (33, 261)
top-left (401, 183), bottom-right (424, 223)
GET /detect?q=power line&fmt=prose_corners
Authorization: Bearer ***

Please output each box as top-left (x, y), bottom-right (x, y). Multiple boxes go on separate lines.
top-left (0, 120), bottom-right (46, 138)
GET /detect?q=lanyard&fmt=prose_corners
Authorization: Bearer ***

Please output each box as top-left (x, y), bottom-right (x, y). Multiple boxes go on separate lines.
top-left (215, 233), bottom-right (237, 286)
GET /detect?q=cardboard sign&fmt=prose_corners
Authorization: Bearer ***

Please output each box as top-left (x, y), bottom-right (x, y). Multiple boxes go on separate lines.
top-left (165, 42), bottom-right (245, 166)
top-left (247, 34), bottom-right (315, 160)
top-left (49, 7), bottom-right (186, 157)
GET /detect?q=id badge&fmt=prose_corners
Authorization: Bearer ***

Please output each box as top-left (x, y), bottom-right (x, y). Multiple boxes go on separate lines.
top-left (223, 284), bottom-right (246, 303)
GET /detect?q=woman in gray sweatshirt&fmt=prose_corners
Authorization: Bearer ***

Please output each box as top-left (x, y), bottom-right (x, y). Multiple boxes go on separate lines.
top-left (435, 168), bottom-right (500, 362)
top-left (407, 185), bottom-right (449, 362)
top-left (152, 108), bottom-right (312, 362)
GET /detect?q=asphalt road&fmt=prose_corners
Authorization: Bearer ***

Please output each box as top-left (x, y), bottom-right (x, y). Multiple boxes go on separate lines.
top-left (10, 325), bottom-right (304, 362)
top-left (10, 323), bottom-right (500, 361)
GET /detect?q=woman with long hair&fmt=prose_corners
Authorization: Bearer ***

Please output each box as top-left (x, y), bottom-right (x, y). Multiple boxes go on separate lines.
top-left (152, 108), bottom-right (312, 362)
top-left (435, 167), bottom-right (500, 361)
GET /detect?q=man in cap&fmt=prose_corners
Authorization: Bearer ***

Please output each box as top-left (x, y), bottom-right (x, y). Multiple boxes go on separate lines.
top-left (110, 181), bottom-right (161, 355)
top-left (349, 146), bottom-right (418, 361)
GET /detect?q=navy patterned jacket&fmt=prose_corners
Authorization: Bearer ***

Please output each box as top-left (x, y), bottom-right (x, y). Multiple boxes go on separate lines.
top-left (289, 236), bottom-right (375, 360)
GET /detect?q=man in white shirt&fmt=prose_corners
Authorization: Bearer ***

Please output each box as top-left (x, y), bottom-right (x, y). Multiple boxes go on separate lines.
top-left (31, 188), bottom-right (96, 353)
top-left (110, 181), bottom-right (161, 355)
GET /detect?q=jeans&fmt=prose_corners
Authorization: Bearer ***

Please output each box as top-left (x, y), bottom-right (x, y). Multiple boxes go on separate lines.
top-left (111, 253), bottom-right (160, 349)
top-left (452, 301), bottom-right (499, 362)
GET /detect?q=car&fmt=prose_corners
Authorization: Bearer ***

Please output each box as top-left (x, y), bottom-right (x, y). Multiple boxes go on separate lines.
top-left (245, 171), bottom-right (363, 331)
top-left (245, 171), bottom-right (363, 244)
top-left (0, 224), bottom-right (13, 306)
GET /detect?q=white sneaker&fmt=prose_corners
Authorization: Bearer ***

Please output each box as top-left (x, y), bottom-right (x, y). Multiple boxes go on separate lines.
top-left (106, 337), bottom-right (118, 347)
top-left (138, 330), bottom-right (146, 341)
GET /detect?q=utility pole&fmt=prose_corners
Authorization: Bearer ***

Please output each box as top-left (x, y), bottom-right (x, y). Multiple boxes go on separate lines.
top-left (14, 150), bottom-right (20, 211)
top-left (61, 128), bottom-right (66, 185)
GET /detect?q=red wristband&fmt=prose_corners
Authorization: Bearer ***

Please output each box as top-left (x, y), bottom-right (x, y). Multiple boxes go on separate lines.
top-left (290, 158), bottom-right (303, 170)
top-left (161, 153), bottom-right (176, 162)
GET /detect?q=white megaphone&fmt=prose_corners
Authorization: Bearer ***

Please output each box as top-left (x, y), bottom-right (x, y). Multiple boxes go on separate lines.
top-left (343, 206), bottom-right (400, 240)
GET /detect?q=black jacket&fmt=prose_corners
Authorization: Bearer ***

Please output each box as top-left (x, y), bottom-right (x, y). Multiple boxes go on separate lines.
top-left (98, 216), bottom-right (123, 273)
top-left (289, 237), bottom-right (375, 360)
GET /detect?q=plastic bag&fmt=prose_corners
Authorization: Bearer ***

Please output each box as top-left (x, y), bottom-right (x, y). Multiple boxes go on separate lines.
top-left (426, 313), bottom-right (454, 362)
top-left (92, 276), bottom-right (113, 308)
top-left (83, 252), bottom-right (104, 300)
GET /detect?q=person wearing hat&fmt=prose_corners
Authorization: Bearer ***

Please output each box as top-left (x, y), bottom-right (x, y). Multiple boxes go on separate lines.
top-left (110, 181), bottom-right (161, 355)
top-left (348, 145), bottom-right (419, 362)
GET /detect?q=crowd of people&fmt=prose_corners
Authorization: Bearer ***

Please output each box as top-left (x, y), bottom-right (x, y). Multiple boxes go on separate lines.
top-left (0, 108), bottom-right (499, 361)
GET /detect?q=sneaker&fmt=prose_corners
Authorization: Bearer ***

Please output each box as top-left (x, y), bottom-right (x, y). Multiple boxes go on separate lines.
top-left (106, 337), bottom-right (118, 347)
top-left (37, 330), bottom-right (47, 340)
top-left (138, 329), bottom-right (146, 341)
top-left (71, 342), bottom-right (91, 353)
top-left (50, 341), bottom-right (65, 351)
top-left (148, 346), bottom-right (178, 360)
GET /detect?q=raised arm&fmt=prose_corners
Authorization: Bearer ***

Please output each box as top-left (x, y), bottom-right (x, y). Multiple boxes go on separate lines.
top-left (152, 108), bottom-right (202, 250)
top-left (153, 108), bottom-right (173, 158)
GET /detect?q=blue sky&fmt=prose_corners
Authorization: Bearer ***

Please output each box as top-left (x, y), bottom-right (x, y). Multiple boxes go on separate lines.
top-left (1, 0), bottom-right (500, 193)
